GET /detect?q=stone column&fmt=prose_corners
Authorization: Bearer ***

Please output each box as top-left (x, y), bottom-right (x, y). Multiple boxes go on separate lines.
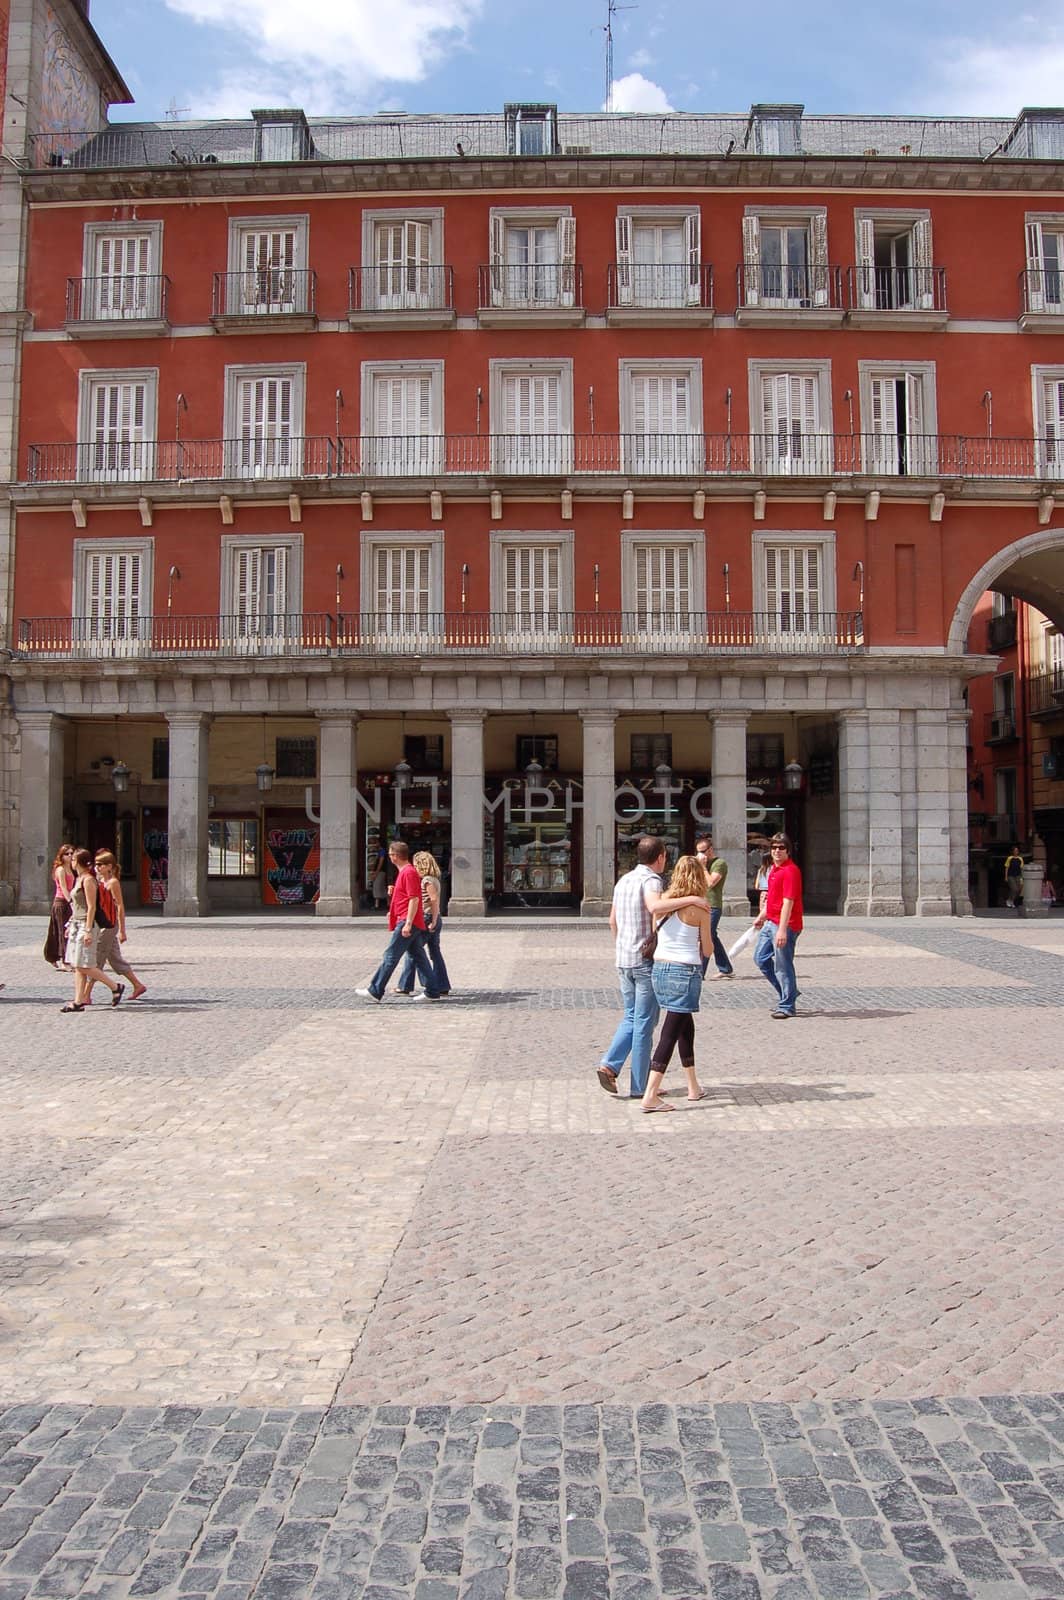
top-left (17, 711), bottom-right (66, 913)
top-left (316, 712), bottom-right (358, 917)
top-left (580, 711), bottom-right (616, 917)
top-left (164, 711), bottom-right (211, 918)
top-left (711, 712), bottom-right (750, 917)
top-left (838, 711), bottom-right (871, 915)
top-left (449, 712), bottom-right (485, 916)
top-left (947, 708), bottom-right (973, 915)
top-left (915, 708), bottom-right (953, 916)
top-left (867, 708), bottom-right (905, 915)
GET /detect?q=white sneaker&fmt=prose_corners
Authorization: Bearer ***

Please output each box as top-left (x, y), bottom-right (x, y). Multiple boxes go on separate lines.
top-left (409, 993), bottom-right (440, 1001)
top-left (354, 987), bottom-right (380, 1002)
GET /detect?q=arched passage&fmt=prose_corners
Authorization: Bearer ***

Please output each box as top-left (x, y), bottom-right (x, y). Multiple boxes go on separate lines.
top-left (948, 526), bottom-right (1064, 654)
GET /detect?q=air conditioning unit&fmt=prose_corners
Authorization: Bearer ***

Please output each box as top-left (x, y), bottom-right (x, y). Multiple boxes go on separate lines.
top-left (565, 145), bottom-right (592, 155)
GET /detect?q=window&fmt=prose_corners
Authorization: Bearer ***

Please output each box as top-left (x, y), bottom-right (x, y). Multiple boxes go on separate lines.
top-left (224, 365), bottom-right (304, 478)
top-left (505, 103), bottom-right (558, 156)
top-left (630, 732), bottom-right (672, 773)
top-left (620, 361), bottom-right (703, 474)
top-left (516, 734), bottom-right (559, 771)
top-left (1034, 368), bottom-right (1064, 479)
top-left (621, 531), bottom-right (706, 634)
top-left (992, 675), bottom-right (1016, 740)
top-left (253, 110), bottom-right (311, 161)
top-left (363, 208), bottom-right (446, 310)
top-left (275, 737), bottom-right (317, 779)
top-left (489, 531), bottom-right (574, 645)
top-left (73, 538), bottom-right (154, 649)
top-left (1043, 622), bottom-right (1064, 678)
top-left (742, 209), bottom-right (828, 307)
top-left (747, 733), bottom-right (785, 773)
top-left (491, 360), bottom-right (573, 475)
top-left (749, 362), bottom-right (832, 475)
top-left (753, 533), bottom-right (837, 637)
top-left (208, 818), bottom-right (260, 877)
top-left (82, 222), bottom-right (163, 321)
top-left (488, 209), bottom-right (575, 307)
top-left (77, 369), bottom-right (157, 483)
top-left (404, 734), bottom-right (445, 773)
top-left (359, 533), bottom-right (444, 641)
top-left (226, 217), bottom-right (309, 314)
top-left (220, 535), bottom-right (302, 651)
top-left (992, 591), bottom-right (1012, 618)
top-left (361, 361), bottom-right (443, 475)
top-left (858, 362), bottom-right (938, 475)
top-left (995, 768), bottom-right (1017, 823)
top-left (1026, 216), bottom-right (1064, 312)
top-left (152, 737), bottom-right (169, 781)
top-left (615, 210), bottom-right (702, 307)
top-left (854, 213), bottom-right (935, 311)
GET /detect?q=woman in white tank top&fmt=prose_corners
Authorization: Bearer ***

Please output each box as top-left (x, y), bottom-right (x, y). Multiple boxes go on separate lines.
top-left (645, 854), bottom-right (714, 1113)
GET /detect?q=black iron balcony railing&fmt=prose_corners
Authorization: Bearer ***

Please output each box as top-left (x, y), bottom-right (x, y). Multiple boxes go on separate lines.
top-left (1020, 267), bottom-right (1064, 315)
top-left (1028, 667), bottom-right (1064, 715)
top-left (606, 261), bottom-right (714, 309)
top-left (737, 261), bottom-right (845, 311)
top-left (986, 610), bottom-right (1018, 651)
top-left (348, 263), bottom-right (454, 314)
top-left (849, 264), bottom-right (947, 313)
top-left (23, 433), bottom-right (1064, 487)
top-left (985, 710), bottom-right (1018, 742)
top-left (17, 610), bottom-right (865, 661)
top-left (211, 268), bottom-right (316, 318)
top-left (66, 273), bottom-right (170, 323)
top-left (477, 261), bottom-right (583, 311)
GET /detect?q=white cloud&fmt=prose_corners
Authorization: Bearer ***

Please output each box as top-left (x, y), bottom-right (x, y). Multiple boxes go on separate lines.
top-left (165, 0), bottom-right (484, 114)
top-left (924, 17), bottom-right (1064, 114)
top-left (628, 47), bottom-right (654, 70)
top-left (606, 72), bottom-right (673, 114)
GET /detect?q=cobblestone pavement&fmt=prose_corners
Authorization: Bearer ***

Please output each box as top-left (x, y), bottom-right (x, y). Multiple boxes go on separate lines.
top-left (1, 913), bottom-right (1063, 1598)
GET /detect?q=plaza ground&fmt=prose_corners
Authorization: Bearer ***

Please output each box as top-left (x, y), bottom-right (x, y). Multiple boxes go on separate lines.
top-left (1, 914), bottom-right (1062, 1599)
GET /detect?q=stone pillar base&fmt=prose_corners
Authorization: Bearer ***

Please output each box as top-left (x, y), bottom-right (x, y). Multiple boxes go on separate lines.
top-left (316, 896), bottom-right (355, 918)
top-left (448, 897), bottom-right (485, 918)
top-left (842, 896), bottom-right (869, 916)
top-left (867, 896), bottom-right (906, 916)
top-left (722, 896), bottom-right (752, 919)
top-left (163, 896), bottom-right (208, 918)
top-left (915, 896), bottom-right (953, 917)
top-left (953, 894), bottom-right (973, 916)
top-left (580, 896), bottom-right (612, 919)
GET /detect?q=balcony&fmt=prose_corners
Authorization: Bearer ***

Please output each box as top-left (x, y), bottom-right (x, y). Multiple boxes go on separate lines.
top-left (347, 264), bottom-right (455, 328)
top-left (1019, 268), bottom-right (1064, 332)
top-left (735, 262), bottom-right (845, 327)
top-left (1028, 667), bottom-right (1064, 717)
top-left (16, 610), bottom-right (866, 662)
top-left (986, 609), bottom-right (1017, 651)
top-left (846, 265), bottom-right (948, 330)
top-left (21, 432), bottom-right (1064, 497)
top-left (65, 274), bottom-right (170, 337)
top-left (210, 268), bottom-right (317, 332)
top-left (985, 711), bottom-right (1018, 743)
top-left (605, 262), bottom-right (714, 326)
top-left (476, 262), bottom-right (584, 327)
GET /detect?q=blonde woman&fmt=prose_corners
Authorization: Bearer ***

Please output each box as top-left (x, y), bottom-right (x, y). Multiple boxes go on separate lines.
top-left (643, 854), bottom-right (714, 1112)
top-left (87, 852), bottom-right (146, 1002)
top-left (396, 850), bottom-right (451, 997)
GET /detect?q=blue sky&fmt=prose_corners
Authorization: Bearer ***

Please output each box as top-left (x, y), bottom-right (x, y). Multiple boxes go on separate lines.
top-left (93, 0), bottom-right (1064, 123)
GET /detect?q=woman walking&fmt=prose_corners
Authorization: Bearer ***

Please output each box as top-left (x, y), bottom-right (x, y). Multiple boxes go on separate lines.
top-left (396, 850), bottom-right (451, 997)
top-left (642, 854), bottom-right (714, 1113)
top-left (61, 849), bottom-right (124, 1013)
top-left (87, 851), bottom-right (146, 1001)
top-left (44, 846), bottom-right (76, 970)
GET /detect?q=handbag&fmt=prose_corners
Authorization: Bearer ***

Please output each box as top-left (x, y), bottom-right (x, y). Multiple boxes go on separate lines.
top-left (640, 908), bottom-right (676, 961)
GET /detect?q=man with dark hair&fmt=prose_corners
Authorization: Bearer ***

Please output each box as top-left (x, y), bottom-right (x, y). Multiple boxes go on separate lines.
top-left (356, 840), bottom-right (441, 1002)
top-left (752, 833), bottom-right (803, 1018)
top-left (597, 835), bottom-right (703, 1098)
top-left (694, 831), bottom-right (733, 979)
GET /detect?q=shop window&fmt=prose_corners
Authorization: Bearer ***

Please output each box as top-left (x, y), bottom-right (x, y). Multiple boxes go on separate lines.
top-left (516, 734), bottom-right (559, 772)
top-left (630, 732), bottom-right (672, 773)
top-left (275, 736), bottom-right (317, 779)
top-left (404, 734), bottom-right (445, 773)
top-left (208, 818), bottom-right (259, 877)
top-left (747, 733), bottom-right (784, 772)
top-left (152, 737), bottom-right (169, 780)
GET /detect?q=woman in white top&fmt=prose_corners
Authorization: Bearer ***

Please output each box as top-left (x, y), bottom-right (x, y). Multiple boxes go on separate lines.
top-left (644, 855), bottom-right (714, 1112)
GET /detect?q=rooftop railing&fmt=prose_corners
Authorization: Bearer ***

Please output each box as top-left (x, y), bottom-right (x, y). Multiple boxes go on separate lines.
top-left (16, 610), bottom-right (865, 660)
top-left (22, 433), bottom-right (1064, 487)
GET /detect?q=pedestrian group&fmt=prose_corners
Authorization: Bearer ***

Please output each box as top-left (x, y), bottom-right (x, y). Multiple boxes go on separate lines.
top-left (43, 844), bottom-right (147, 1012)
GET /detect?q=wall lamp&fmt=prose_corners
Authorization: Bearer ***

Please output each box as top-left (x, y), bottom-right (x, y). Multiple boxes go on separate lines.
top-left (853, 560), bottom-right (865, 610)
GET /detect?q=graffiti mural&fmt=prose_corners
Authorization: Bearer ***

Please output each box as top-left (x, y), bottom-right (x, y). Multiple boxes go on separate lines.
top-left (38, 4), bottom-right (105, 140)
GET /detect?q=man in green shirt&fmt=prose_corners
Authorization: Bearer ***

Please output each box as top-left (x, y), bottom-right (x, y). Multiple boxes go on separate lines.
top-left (695, 832), bottom-right (734, 978)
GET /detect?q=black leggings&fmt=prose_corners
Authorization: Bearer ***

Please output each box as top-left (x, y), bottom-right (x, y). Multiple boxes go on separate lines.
top-left (651, 1010), bottom-right (695, 1072)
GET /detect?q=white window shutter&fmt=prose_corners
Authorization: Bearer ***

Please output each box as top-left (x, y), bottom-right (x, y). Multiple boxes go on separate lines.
top-left (558, 215), bottom-right (577, 307)
top-left (684, 211), bottom-right (701, 304)
top-left (490, 215), bottom-right (505, 306)
top-left (271, 545), bottom-right (289, 618)
top-left (912, 217), bottom-right (934, 309)
top-left (905, 372), bottom-right (927, 472)
top-left (616, 213), bottom-right (632, 304)
top-left (764, 546), bottom-right (779, 619)
top-left (1026, 220), bottom-right (1045, 311)
top-left (868, 375), bottom-right (894, 475)
top-left (235, 547), bottom-right (259, 620)
top-left (742, 215), bottom-right (761, 304)
top-left (810, 213), bottom-right (829, 305)
top-left (856, 217), bottom-right (875, 309)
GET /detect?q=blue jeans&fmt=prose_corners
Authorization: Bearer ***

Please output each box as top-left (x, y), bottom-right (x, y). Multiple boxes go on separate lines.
top-left (754, 922), bottom-right (799, 1013)
top-left (368, 926), bottom-right (440, 999)
top-left (397, 925), bottom-right (451, 994)
top-left (601, 962), bottom-right (660, 1097)
top-left (700, 907), bottom-right (733, 977)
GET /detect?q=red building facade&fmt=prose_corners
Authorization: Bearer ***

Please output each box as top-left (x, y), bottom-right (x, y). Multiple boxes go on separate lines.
top-left (8, 89), bottom-right (1064, 915)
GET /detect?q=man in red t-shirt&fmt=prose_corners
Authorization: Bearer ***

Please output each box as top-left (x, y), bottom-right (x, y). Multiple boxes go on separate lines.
top-left (355, 840), bottom-right (441, 1001)
top-left (752, 832), bottom-right (803, 1018)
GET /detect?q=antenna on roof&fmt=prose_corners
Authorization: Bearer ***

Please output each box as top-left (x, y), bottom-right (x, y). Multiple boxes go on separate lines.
top-left (604, 0), bottom-right (637, 113)
top-left (165, 96), bottom-right (190, 122)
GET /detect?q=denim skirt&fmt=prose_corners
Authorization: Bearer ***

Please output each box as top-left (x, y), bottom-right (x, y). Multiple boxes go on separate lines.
top-left (651, 960), bottom-right (702, 1013)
